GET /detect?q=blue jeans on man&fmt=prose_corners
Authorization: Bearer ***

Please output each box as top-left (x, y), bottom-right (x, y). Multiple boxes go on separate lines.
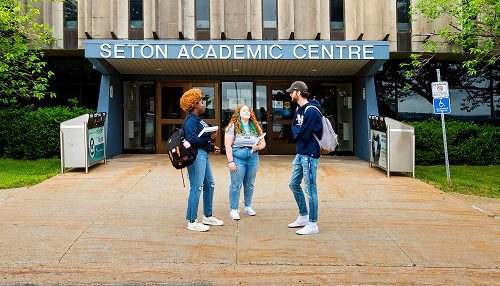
top-left (229, 147), bottom-right (259, 210)
top-left (186, 149), bottom-right (214, 221)
top-left (288, 154), bottom-right (319, 222)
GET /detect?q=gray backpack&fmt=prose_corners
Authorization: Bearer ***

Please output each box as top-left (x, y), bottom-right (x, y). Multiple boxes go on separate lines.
top-left (305, 105), bottom-right (338, 154)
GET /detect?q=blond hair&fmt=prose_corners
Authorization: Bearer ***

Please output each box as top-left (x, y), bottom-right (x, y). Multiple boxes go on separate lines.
top-left (225, 104), bottom-right (263, 136)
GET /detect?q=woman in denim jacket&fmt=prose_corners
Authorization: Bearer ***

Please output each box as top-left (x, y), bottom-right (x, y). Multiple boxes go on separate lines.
top-left (180, 88), bottom-right (224, 232)
top-left (224, 105), bottom-right (266, 220)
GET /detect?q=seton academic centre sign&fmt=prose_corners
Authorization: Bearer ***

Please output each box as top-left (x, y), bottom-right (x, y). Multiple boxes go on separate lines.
top-left (85, 40), bottom-right (389, 60)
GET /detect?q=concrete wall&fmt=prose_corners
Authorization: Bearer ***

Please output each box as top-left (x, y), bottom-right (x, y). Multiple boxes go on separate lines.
top-left (40, 0), bottom-right (455, 53)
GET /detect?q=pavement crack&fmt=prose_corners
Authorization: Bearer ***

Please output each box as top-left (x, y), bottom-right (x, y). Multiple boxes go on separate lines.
top-left (235, 220), bottom-right (240, 265)
top-left (57, 164), bottom-right (157, 263)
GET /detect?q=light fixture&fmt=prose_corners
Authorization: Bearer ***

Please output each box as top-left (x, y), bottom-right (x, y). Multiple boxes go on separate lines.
top-left (156, 68), bottom-right (163, 71)
top-left (233, 68), bottom-right (239, 72)
top-left (311, 69), bottom-right (317, 72)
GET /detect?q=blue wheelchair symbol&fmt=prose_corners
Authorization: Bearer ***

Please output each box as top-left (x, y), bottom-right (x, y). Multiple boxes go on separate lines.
top-left (433, 97), bottom-right (451, 114)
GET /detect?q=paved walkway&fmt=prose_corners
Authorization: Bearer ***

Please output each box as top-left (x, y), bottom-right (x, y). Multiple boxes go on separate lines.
top-left (0, 155), bottom-right (498, 285)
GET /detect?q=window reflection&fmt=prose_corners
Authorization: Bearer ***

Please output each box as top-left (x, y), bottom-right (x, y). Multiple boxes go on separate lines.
top-left (64, 0), bottom-right (77, 29)
top-left (193, 86), bottom-right (215, 120)
top-left (263, 0), bottom-right (277, 28)
top-left (221, 82), bottom-right (253, 129)
top-left (196, 0), bottom-right (210, 29)
top-left (396, 0), bottom-right (411, 30)
top-left (130, 0), bottom-right (143, 29)
top-left (330, 0), bottom-right (344, 29)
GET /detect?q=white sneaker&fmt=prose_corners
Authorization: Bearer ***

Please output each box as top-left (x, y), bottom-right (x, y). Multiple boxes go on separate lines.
top-left (187, 220), bottom-right (210, 232)
top-left (202, 216), bottom-right (224, 226)
top-left (229, 209), bottom-right (240, 220)
top-left (296, 222), bottom-right (319, 235)
top-left (244, 206), bottom-right (256, 216)
top-left (288, 215), bottom-right (309, 228)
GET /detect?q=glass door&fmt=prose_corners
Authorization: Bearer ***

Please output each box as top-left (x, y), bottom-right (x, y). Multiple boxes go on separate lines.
top-left (156, 82), bottom-right (219, 153)
top-left (267, 84), bottom-right (298, 154)
top-left (123, 81), bottom-right (155, 153)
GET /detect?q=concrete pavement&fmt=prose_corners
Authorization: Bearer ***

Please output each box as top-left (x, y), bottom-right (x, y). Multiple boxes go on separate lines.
top-left (0, 155), bottom-right (499, 285)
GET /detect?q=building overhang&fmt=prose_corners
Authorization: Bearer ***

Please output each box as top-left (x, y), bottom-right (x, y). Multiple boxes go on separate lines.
top-left (85, 40), bottom-right (389, 77)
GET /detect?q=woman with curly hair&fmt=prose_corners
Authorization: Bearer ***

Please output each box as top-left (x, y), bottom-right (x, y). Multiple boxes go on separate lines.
top-left (180, 88), bottom-right (223, 232)
top-left (224, 104), bottom-right (266, 220)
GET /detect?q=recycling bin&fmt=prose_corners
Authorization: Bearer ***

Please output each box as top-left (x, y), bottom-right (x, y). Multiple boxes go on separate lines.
top-left (368, 115), bottom-right (415, 177)
top-left (60, 112), bottom-right (107, 173)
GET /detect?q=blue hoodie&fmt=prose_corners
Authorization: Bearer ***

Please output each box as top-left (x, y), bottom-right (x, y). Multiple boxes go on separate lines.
top-left (183, 113), bottom-right (215, 153)
top-left (291, 99), bottom-right (323, 158)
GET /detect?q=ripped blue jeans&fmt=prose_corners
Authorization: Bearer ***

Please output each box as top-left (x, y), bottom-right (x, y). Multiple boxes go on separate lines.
top-left (186, 149), bottom-right (214, 221)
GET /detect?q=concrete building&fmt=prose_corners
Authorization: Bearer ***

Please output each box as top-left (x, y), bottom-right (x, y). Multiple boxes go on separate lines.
top-left (34, 0), bottom-right (499, 159)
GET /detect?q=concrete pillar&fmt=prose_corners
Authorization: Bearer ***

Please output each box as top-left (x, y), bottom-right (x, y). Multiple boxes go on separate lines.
top-left (278, 0), bottom-right (293, 40)
top-left (386, 0), bottom-right (397, 51)
top-left (51, 0), bottom-right (64, 49)
top-left (294, 0), bottom-right (316, 39)
top-left (319, 0), bottom-right (330, 40)
top-left (183, 0), bottom-right (194, 39)
top-left (250, 0), bottom-right (262, 39)
top-left (78, 0), bottom-right (91, 48)
top-left (363, 0), bottom-right (383, 40)
top-left (354, 76), bottom-right (379, 161)
top-left (210, 0), bottom-right (222, 39)
top-left (114, 0), bottom-right (128, 39)
top-left (345, 0), bottom-right (362, 40)
top-left (144, 0), bottom-right (153, 39)
top-left (92, 0), bottom-right (111, 39)
top-left (225, 0), bottom-right (247, 39)
top-left (157, 0), bottom-right (179, 39)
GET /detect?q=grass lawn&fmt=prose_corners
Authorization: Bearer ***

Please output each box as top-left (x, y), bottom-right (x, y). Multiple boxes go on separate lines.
top-left (0, 158), bottom-right (60, 189)
top-left (416, 165), bottom-right (500, 198)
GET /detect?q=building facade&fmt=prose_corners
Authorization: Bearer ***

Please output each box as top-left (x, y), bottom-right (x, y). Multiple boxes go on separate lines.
top-left (34, 0), bottom-right (499, 159)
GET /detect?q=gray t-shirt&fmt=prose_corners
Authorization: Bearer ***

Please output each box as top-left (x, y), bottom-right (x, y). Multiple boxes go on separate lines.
top-left (225, 124), bottom-right (259, 147)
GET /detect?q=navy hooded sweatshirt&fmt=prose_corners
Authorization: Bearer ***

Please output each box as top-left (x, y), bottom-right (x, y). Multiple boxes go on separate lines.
top-left (291, 99), bottom-right (323, 159)
top-left (183, 113), bottom-right (215, 153)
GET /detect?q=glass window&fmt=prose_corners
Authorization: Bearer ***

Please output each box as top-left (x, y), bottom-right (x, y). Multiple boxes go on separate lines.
top-left (130, 0), bottom-right (144, 29)
top-left (196, 0), bottom-right (210, 29)
top-left (161, 87), bottom-right (183, 119)
top-left (193, 86), bottom-right (215, 120)
top-left (397, 0), bottom-right (411, 30)
top-left (64, 0), bottom-right (77, 29)
top-left (256, 85), bottom-right (268, 129)
top-left (263, 0), bottom-right (277, 28)
top-left (221, 82), bottom-right (253, 129)
top-left (330, 0), bottom-right (344, 29)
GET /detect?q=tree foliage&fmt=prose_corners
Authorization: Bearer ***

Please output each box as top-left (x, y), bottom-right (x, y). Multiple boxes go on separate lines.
top-left (0, 0), bottom-right (56, 104)
top-left (405, 0), bottom-right (499, 77)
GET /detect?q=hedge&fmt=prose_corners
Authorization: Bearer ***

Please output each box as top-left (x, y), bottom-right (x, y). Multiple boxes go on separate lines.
top-left (410, 119), bottom-right (499, 166)
top-left (0, 106), bottom-right (94, 160)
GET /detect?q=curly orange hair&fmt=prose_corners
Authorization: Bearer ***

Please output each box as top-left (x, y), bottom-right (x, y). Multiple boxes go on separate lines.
top-left (225, 104), bottom-right (263, 136)
top-left (180, 88), bottom-right (202, 113)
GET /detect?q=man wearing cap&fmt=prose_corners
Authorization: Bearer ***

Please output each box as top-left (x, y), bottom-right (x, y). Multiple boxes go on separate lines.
top-left (286, 81), bottom-right (323, 235)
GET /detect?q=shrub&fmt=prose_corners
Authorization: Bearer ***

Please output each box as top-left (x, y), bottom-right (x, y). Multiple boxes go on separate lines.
top-left (410, 119), bottom-right (499, 165)
top-left (0, 106), bottom-right (94, 159)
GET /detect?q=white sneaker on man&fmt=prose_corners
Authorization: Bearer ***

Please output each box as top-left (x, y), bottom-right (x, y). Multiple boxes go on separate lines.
top-left (202, 216), bottom-right (224, 226)
top-left (244, 206), bottom-right (256, 216)
top-left (229, 209), bottom-right (240, 220)
top-left (296, 222), bottom-right (319, 235)
top-left (288, 215), bottom-right (309, 228)
top-left (187, 220), bottom-right (210, 232)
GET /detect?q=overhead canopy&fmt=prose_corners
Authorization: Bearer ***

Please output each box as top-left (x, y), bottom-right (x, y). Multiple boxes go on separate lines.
top-left (85, 40), bottom-right (389, 77)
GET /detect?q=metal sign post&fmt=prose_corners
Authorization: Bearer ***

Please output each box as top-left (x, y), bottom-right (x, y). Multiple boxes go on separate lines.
top-left (433, 69), bottom-right (452, 187)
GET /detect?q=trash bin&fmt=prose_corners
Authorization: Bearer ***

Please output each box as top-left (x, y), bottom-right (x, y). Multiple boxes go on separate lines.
top-left (368, 115), bottom-right (415, 177)
top-left (60, 112), bottom-right (107, 173)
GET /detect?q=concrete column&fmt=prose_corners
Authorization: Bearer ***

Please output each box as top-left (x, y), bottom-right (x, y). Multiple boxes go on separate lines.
top-left (225, 0), bottom-right (247, 39)
top-left (345, 0), bottom-right (362, 40)
top-left (51, 0), bottom-right (64, 49)
top-left (294, 0), bottom-right (316, 39)
top-left (92, 0), bottom-right (111, 39)
top-left (250, 0), bottom-right (262, 39)
top-left (319, 0), bottom-right (330, 40)
top-left (363, 0), bottom-right (383, 40)
top-left (183, 0), bottom-right (194, 39)
top-left (386, 0), bottom-right (397, 51)
top-left (210, 0), bottom-right (221, 39)
top-left (115, 0), bottom-right (128, 39)
top-left (144, 0), bottom-right (153, 39)
top-left (278, 0), bottom-right (293, 40)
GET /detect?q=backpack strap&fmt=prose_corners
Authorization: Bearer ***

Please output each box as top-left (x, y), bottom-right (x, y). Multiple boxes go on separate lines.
top-left (305, 105), bottom-right (322, 116)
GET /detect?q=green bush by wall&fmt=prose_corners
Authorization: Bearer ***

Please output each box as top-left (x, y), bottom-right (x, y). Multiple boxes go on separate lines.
top-left (410, 120), bottom-right (499, 166)
top-left (0, 106), bottom-right (94, 160)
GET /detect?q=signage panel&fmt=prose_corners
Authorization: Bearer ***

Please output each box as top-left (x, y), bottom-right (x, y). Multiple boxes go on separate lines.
top-left (432, 81), bottom-right (450, 98)
top-left (433, 97), bottom-right (451, 114)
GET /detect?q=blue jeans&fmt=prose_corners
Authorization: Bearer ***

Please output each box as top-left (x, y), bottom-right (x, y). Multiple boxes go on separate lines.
top-left (288, 154), bottom-right (319, 222)
top-left (186, 149), bottom-right (214, 221)
top-left (229, 147), bottom-right (259, 210)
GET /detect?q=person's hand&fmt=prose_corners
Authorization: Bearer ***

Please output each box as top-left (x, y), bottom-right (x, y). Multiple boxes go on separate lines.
top-left (210, 131), bottom-right (218, 140)
top-left (214, 146), bottom-right (220, 155)
top-left (228, 162), bottom-right (237, 173)
top-left (252, 143), bottom-right (259, 153)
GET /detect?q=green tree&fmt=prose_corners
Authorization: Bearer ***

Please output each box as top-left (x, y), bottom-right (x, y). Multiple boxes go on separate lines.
top-left (0, 0), bottom-right (56, 104)
top-left (405, 0), bottom-right (499, 77)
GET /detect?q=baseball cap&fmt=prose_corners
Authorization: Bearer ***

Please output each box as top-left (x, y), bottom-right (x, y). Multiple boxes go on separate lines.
top-left (286, 81), bottom-right (308, 93)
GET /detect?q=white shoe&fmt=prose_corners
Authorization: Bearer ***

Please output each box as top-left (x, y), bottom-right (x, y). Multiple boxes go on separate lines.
top-left (296, 222), bottom-right (319, 235)
top-left (229, 209), bottom-right (240, 220)
top-left (244, 206), bottom-right (256, 216)
top-left (288, 215), bottom-right (309, 228)
top-left (202, 216), bottom-right (224, 226)
top-left (187, 220), bottom-right (210, 232)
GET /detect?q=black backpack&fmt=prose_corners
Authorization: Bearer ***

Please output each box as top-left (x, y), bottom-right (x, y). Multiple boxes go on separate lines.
top-left (167, 127), bottom-right (197, 170)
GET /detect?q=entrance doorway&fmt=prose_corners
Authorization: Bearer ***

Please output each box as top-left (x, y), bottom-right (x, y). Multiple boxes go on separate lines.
top-left (155, 82), bottom-right (219, 153)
